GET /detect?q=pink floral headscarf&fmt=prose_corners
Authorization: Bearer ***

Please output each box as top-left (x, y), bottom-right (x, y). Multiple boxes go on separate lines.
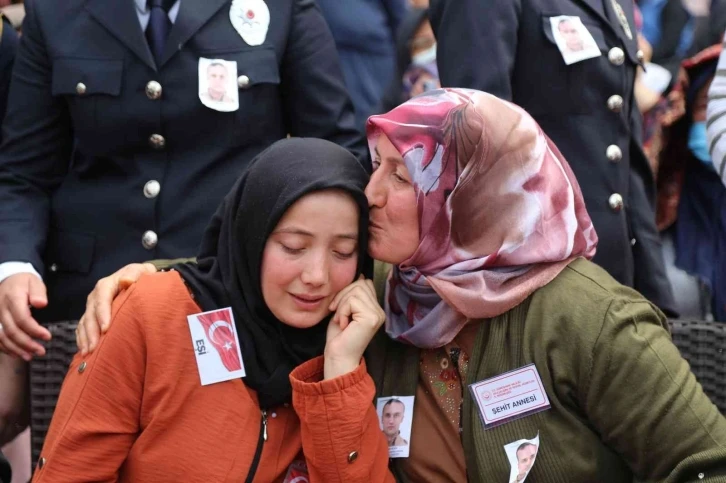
top-left (366, 89), bottom-right (598, 349)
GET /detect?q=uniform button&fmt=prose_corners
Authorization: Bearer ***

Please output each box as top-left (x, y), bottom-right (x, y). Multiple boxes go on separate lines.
top-left (149, 134), bottom-right (165, 150)
top-left (237, 75), bottom-right (250, 89)
top-left (607, 95), bottom-right (623, 112)
top-left (143, 180), bottom-right (161, 199)
top-left (142, 230), bottom-right (158, 250)
top-left (49, 263), bottom-right (58, 273)
top-left (609, 193), bottom-right (624, 212)
top-left (699, 473), bottom-right (705, 479)
top-left (636, 49), bottom-right (645, 62)
top-left (38, 457), bottom-right (46, 469)
top-left (145, 80), bottom-right (162, 100)
top-left (608, 47), bottom-right (625, 66)
top-left (271, 412), bottom-right (277, 418)
top-left (75, 82), bottom-right (87, 95)
top-left (347, 451), bottom-right (358, 463)
top-left (78, 361), bottom-right (87, 374)
top-left (606, 145), bottom-right (623, 162)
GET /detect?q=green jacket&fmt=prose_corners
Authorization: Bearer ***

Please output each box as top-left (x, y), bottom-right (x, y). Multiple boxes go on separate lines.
top-left (366, 258), bottom-right (726, 482)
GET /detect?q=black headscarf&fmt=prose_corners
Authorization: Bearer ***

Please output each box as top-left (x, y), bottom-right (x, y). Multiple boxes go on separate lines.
top-left (175, 138), bottom-right (370, 408)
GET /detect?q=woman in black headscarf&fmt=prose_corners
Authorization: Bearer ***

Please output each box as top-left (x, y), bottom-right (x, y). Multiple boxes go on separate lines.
top-left (33, 138), bottom-right (393, 482)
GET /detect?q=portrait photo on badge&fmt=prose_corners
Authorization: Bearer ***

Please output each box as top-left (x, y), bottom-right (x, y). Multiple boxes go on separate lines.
top-left (198, 57), bottom-right (240, 113)
top-left (376, 396), bottom-right (414, 458)
top-left (549, 15), bottom-right (602, 65)
top-left (504, 433), bottom-right (540, 483)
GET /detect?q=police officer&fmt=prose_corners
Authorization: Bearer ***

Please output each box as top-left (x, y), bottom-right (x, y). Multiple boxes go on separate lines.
top-left (0, 0), bottom-right (365, 455)
top-left (429, 0), bottom-right (676, 314)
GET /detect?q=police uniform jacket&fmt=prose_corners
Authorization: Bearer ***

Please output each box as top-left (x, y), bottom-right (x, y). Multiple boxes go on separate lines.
top-left (0, 0), bottom-right (366, 322)
top-left (429, 0), bottom-right (676, 314)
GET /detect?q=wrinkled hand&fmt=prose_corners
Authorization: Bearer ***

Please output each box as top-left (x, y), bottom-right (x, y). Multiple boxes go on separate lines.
top-left (76, 262), bottom-right (156, 355)
top-left (0, 273), bottom-right (51, 360)
top-left (324, 276), bottom-right (385, 380)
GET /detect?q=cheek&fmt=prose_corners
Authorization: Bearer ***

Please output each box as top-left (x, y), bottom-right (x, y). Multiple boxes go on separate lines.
top-left (328, 257), bottom-right (358, 293)
top-left (260, 247), bottom-right (300, 302)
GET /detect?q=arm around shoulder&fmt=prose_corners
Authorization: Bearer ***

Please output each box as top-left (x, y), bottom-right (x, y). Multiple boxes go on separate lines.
top-left (33, 285), bottom-right (148, 482)
top-left (290, 356), bottom-right (395, 483)
top-left (582, 296), bottom-right (726, 481)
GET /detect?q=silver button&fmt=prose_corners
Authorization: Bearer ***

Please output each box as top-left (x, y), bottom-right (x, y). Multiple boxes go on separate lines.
top-left (698, 473), bottom-right (705, 479)
top-left (75, 82), bottom-right (87, 95)
top-left (149, 134), bottom-right (165, 150)
top-left (143, 180), bottom-right (161, 199)
top-left (145, 80), bottom-right (162, 100)
top-left (607, 95), bottom-right (623, 112)
top-left (636, 49), bottom-right (644, 62)
top-left (237, 75), bottom-right (250, 89)
top-left (606, 145), bottom-right (623, 162)
top-left (49, 263), bottom-right (58, 273)
top-left (78, 361), bottom-right (87, 374)
top-left (142, 230), bottom-right (158, 250)
top-left (271, 412), bottom-right (277, 418)
top-left (608, 47), bottom-right (625, 66)
top-left (609, 193), bottom-right (624, 212)
top-left (38, 456), bottom-right (46, 469)
top-left (347, 451), bottom-right (358, 463)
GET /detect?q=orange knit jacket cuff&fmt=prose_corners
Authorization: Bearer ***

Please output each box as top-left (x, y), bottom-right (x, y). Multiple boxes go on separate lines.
top-left (289, 356), bottom-right (368, 396)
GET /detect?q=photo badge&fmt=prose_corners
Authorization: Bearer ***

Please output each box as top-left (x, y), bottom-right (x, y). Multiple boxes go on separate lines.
top-left (549, 15), bottom-right (602, 65)
top-left (376, 395), bottom-right (415, 458)
top-left (504, 433), bottom-right (540, 483)
top-left (198, 57), bottom-right (239, 112)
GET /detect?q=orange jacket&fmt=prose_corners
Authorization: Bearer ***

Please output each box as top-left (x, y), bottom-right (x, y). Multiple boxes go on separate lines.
top-left (33, 272), bottom-right (393, 483)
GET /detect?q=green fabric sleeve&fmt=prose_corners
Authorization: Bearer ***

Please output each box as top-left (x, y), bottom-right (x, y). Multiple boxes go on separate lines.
top-left (373, 260), bottom-right (392, 307)
top-left (146, 258), bottom-right (197, 271)
top-left (583, 297), bottom-right (726, 482)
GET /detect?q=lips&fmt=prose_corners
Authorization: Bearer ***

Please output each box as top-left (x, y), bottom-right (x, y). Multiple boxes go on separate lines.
top-left (289, 293), bottom-right (327, 310)
top-left (369, 220), bottom-right (383, 230)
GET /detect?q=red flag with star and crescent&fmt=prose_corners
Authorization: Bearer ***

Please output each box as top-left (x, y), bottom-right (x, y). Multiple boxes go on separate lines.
top-left (196, 308), bottom-right (243, 372)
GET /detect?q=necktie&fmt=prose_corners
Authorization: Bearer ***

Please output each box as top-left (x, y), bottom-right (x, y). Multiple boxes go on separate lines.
top-left (145, 0), bottom-right (174, 64)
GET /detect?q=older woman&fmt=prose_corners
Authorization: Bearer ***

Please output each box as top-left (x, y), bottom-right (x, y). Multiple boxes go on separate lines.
top-left (80, 90), bottom-right (726, 482)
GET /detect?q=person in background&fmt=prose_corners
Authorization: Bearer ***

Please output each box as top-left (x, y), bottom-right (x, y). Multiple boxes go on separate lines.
top-left (429, 0), bottom-right (678, 316)
top-left (316, 0), bottom-right (408, 130)
top-left (0, 0), bottom-right (365, 463)
top-left (661, 40), bottom-right (726, 321)
top-left (707, 30), bottom-right (726, 183)
top-left (378, 7), bottom-right (440, 114)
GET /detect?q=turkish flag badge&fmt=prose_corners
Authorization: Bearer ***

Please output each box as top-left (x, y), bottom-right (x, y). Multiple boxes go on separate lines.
top-left (187, 307), bottom-right (246, 385)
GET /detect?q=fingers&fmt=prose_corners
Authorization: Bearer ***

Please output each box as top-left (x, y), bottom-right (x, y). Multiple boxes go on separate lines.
top-left (331, 282), bottom-right (384, 331)
top-left (4, 296), bottom-right (47, 356)
top-left (27, 276), bottom-right (48, 310)
top-left (76, 321), bottom-right (89, 356)
top-left (329, 275), bottom-right (376, 311)
top-left (0, 324), bottom-right (31, 361)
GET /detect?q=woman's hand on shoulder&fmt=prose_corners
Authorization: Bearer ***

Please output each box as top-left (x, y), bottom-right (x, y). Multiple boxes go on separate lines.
top-left (76, 263), bottom-right (157, 355)
top-left (323, 275), bottom-right (385, 380)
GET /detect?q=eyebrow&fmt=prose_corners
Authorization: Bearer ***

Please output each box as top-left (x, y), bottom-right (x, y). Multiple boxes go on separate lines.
top-left (274, 228), bottom-right (358, 241)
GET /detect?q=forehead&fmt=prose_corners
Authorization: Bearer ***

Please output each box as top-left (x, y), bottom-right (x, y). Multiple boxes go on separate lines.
top-left (384, 401), bottom-right (405, 411)
top-left (275, 190), bottom-right (359, 230)
top-left (208, 64), bottom-right (227, 73)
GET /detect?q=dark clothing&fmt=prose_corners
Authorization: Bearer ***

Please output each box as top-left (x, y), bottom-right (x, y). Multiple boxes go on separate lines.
top-left (0, 0), bottom-right (366, 323)
top-left (175, 138), bottom-right (370, 408)
top-left (429, 0), bottom-right (677, 314)
top-left (674, 158), bottom-right (726, 321)
top-left (0, 451), bottom-right (10, 483)
top-left (316, 0), bottom-right (407, 128)
top-left (0, 15), bottom-right (18, 137)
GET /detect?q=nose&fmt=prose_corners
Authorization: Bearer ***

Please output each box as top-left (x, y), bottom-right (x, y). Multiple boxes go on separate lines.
top-left (300, 250), bottom-right (329, 287)
top-left (365, 169), bottom-right (386, 208)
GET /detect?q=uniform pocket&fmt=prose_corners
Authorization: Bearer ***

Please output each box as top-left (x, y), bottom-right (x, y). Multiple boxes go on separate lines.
top-left (44, 229), bottom-right (96, 274)
top-left (199, 47), bottom-right (282, 146)
top-left (51, 57), bottom-right (123, 142)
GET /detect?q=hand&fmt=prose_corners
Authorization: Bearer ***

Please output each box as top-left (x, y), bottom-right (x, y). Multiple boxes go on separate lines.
top-left (0, 353), bottom-right (29, 446)
top-left (0, 273), bottom-right (51, 360)
top-left (76, 262), bottom-right (156, 355)
top-left (324, 276), bottom-right (385, 380)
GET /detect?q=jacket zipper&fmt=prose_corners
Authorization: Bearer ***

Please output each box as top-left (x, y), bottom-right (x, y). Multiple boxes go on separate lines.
top-left (244, 409), bottom-right (268, 483)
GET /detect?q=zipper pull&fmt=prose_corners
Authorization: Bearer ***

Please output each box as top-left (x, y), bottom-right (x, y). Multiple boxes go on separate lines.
top-left (262, 410), bottom-right (268, 442)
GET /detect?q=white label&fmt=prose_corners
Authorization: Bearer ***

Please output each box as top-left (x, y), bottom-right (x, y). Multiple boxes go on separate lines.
top-left (469, 364), bottom-right (550, 428)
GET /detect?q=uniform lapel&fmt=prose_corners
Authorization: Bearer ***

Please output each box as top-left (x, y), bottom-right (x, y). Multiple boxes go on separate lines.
top-left (85, 0), bottom-right (156, 71)
top-left (571, 0), bottom-right (620, 38)
top-left (158, 0), bottom-right (230, 68)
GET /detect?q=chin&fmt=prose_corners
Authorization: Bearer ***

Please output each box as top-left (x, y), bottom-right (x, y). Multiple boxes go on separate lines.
top-left (368, 243), bottom-right (406, 265)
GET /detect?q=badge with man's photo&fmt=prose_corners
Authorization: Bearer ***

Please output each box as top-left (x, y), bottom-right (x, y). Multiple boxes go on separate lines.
top-left (187, 307), bottom-right (246, 385)
top-left (549, 15), bottom-right (602, 65)
top-left (198, 57), bottom-right (240, 113)
top-left (376, 396), bottom-right (415, 458)
top-left (504, 433), bottom-right (540, 483)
